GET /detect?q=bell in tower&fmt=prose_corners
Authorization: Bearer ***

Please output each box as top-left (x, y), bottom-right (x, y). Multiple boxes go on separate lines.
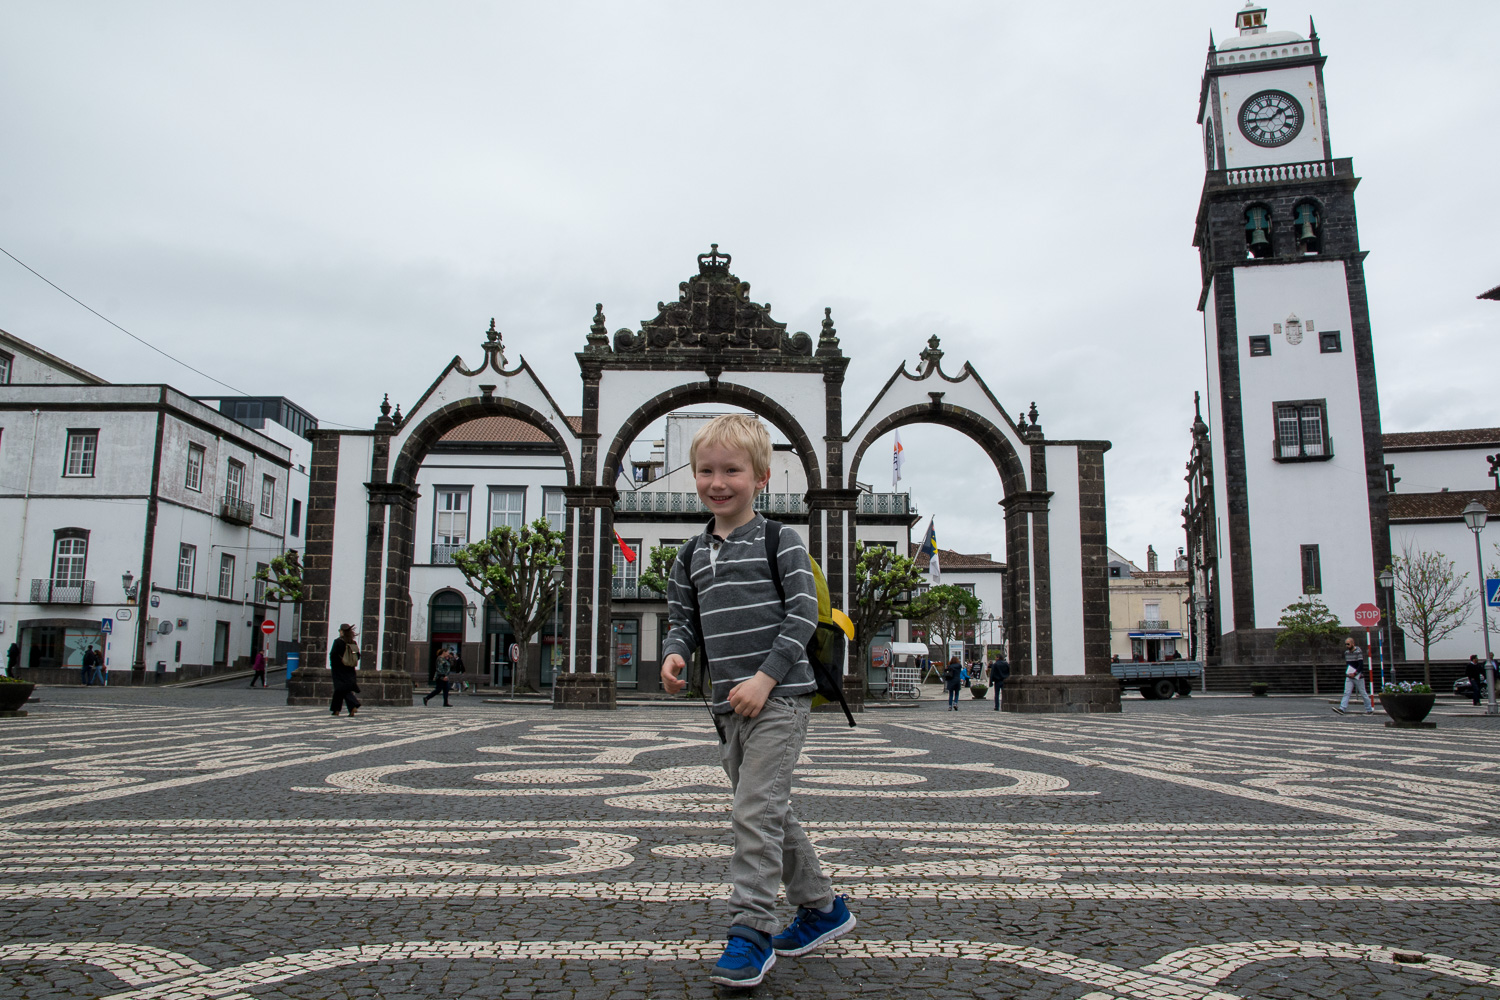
top-left (1236, 2), bottom-right (1268, 35)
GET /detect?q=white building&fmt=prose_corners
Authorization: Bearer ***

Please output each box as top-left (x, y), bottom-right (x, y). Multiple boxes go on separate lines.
top-left (1192, 4), bottom-right (1391, 663)
top-left (1, 329), bottom-right (308, 682)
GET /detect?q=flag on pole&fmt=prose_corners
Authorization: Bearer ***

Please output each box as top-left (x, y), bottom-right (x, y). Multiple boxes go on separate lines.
top-left (892, 430), bottom-right (905, 492)
top-left (615, 532), bottom-right (637, 563)
top-left (917, 518), bottom-right (940, 584)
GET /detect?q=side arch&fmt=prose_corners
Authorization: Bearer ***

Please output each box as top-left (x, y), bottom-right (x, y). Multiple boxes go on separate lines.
top-left (600, 382), bottom-right (823, 491)
top-left (391, 396), bottom-right (577, 488)
top-left (846, 403), bottom-right (1028, 498)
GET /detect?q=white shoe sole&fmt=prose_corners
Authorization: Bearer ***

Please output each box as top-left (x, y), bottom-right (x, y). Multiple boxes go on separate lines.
top-left (773, 913), bottom-right (857, 957)
top-left (709, 951), bottom-right (775, 987)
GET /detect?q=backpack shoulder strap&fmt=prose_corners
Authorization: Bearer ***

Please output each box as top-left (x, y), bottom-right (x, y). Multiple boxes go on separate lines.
top-left (763, 519), bottom-right (785, 605)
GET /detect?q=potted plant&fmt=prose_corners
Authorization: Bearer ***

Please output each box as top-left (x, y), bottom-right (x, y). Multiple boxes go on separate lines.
top-left (1379, 681), bottom-right (1436, 726)
top-left (970, 682), bottom-right (988, 700)
top-left (0, 676), bottom-right (36, 716)
top-left (1250, 681), bottom-right (1270, 697)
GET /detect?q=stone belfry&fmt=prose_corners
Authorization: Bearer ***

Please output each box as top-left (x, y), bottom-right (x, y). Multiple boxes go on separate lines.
top-left (1193, 3), bottom-right (1390, 663)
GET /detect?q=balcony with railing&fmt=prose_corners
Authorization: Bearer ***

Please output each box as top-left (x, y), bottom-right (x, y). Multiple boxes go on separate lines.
top-left (31, 579), bottom-right (95, 604)
top-left (430, 544), bottom-right (464, 565)
top-left (219, 495), bottom-right (255, 525)
top-left (613, 491), bottom-right (916, 517)
top-left (612, 580), bottom-right (666, 601)
top-left (1207, 157), bottom-right (1353, 190)
top-left (1137, 619), bottom-right (1170, 630)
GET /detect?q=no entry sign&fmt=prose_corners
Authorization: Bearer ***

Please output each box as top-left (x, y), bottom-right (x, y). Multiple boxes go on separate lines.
top-left (1354, 603), bottom-right (1381, 627)
top-left (260, 619), bottom-right (276, 635)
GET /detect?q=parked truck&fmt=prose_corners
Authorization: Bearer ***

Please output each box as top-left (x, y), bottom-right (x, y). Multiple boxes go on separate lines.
top-left (1111, 660), bottom-right (1202, 699)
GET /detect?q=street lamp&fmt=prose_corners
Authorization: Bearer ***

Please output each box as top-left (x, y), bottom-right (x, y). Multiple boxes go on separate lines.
top-left (1378, 567), bottom-right (1394, 684)
top-left (466, 600), bottom-right (477, 626)
top-left (1461, 500), bottom-right (1497, 716)
top-left (550, 565), bottom-right (566, 681)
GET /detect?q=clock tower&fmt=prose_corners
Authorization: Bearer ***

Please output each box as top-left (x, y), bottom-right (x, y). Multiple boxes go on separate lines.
top-left (1193, 4), bottom-right (1390, 663)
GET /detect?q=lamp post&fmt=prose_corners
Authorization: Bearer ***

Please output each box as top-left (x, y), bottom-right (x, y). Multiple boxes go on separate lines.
top-left (550, 565), bottom-right (566, 682)
top-left (1461, 501), bottom-right (1497, 716)
top-left (120, 571), bottom-right (140, 689)
top-left (1378, 567), bottom-right (1394, 684)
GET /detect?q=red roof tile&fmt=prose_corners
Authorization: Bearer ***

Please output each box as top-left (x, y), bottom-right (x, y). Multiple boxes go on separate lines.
top-left (440, 416), bottom-right (575, 444)
top-left (1382, 428), bottom-right (1500, 450)
top-left (1388, 489), bottom-right (1500, 521)
top-left (906, 545), bottom-right (1007, 570)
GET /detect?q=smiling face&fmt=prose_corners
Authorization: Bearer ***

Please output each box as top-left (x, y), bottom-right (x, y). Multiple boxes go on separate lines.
top-left (693, 441), bottom-right (769, 534)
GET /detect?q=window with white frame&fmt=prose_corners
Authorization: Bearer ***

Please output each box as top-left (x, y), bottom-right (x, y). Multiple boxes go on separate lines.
top-left (64, 430), bottom-right (98, 477)
top-left (434, 489), bottom-right (469, 545)
top-left (614, 537), bottom-right (642, 589)
top-left (178, 544), bottom-right (197, 591)
top-left (52, 533), bottom-right (88, 585)
top-left (260, 474), bottom-right (276, 517)
top-left (543, 488), bottom-right (566, 533)
top-left (254, 562), bottom-right (268, 604)
top-left (225, 460), bottom-right (245, 502)
top-left (185, 443), bottom-right (205, 491)
top-left (0, 350), bottom-right (12, 385)
top-left (489, 488), bottom-right (525, 532)
top-left (218, 553), bottom-right (236, 599)
top-left (1274, 400), bottom-right (1330, 460)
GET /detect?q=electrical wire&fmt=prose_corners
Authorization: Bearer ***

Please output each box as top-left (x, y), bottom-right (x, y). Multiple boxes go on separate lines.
top-left (0, 244), bottom-right (368, 430)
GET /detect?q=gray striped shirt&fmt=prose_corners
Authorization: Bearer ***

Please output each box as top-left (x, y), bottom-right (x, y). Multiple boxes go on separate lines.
top-left (662, 515), bottom-right (819, 712)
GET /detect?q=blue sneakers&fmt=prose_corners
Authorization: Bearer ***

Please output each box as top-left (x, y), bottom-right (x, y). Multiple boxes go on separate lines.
top-left (771, 895), bottom-right (857, 957)
top-left (710, 926), bottom-right (776, 987)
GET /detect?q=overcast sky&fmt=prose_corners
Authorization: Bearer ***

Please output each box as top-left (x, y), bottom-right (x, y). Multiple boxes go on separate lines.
top-left (3, 1), bottom-right (1497, 568)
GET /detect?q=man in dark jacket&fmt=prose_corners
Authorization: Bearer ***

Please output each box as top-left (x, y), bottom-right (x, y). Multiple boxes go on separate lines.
top-left (329, 624), bottom-right (361, 717)
top-left (5, 642), bottom-right (18, 678)
top-left (988, 654), bottom-right (1011, 711)
top-left (1466, 654), bottom-right (1485, 706)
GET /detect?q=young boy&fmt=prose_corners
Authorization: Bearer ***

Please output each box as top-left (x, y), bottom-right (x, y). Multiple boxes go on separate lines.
top-left (660, 413), bottom-right (855, 987)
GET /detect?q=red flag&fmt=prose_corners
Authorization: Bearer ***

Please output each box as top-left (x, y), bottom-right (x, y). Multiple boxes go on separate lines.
top-left (615, 532), bottom-right (637, 563)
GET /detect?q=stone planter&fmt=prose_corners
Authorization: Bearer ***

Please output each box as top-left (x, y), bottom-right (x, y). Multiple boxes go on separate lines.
top-left (0, 681), bottom-right (36, 717)
top-left (1250, 682), bottom-right (1270, 697)
top-left (1379, 692), bottom-right (1436, 729)
top-left (969, 684), bottom-right (988, 699)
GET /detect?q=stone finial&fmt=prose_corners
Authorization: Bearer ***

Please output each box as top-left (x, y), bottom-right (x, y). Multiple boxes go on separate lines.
top-left (918, 334), bottom-right (943, 372)
top-left (1192, 390), bottom-right (1209, 438)
top-left (392, 403), bottom-right (403, 428)
top-left (815, 306), bottom-right (842, 356)
top-left (375, 393), bottom-right (395, 431)
top-left (1020, 401), bottom-right (1042, 440)
top-left (698, 243), bottom-right (731, 275)
top-left (482, 318), bottom-right (509, 368)
top-left (586, 303), bottom-right (612, 353)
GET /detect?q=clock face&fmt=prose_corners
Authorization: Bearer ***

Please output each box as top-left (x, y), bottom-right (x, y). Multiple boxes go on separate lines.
top-left (1238, 90), bottom-right (1304, 147)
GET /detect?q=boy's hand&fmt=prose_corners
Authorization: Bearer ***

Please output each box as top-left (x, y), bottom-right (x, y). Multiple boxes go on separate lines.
top-left (661, 654), bottom-right (687, 693)
top-left (728, 671), bottom-right (777, 718)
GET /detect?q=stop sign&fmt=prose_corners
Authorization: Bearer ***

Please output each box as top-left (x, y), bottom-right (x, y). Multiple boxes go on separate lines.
top-left (1354, 603), bottom-right (1381, 627)
top-left (260, 619), bottom-right (276, 635)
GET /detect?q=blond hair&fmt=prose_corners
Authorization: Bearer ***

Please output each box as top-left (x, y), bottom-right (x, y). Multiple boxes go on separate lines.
top-left (689, 413), bottom-right (773, 484)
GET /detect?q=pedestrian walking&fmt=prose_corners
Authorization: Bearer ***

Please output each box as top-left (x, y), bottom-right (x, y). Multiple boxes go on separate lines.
top-left (87, 646), bottom-right (106, 685)
top-left (450, 647), bottom-right (467, 694)
top-left (329, 624), bottom-right (362, 717)
top-left (249, 649), bottom-right (267, 688)
top-left (80, 646), bottom-right (97, 685)
top-left (988, 653), bottom-right (1010, 711)
top-left (1465, 654), bottom-right (1485, 706)
top-left (423, 650), bottom-right (452, 706)
top-left (944, 656), bottom-right (963, 710)
top-left (4, 641), bottom-right (18, 678)
top-left (658, 414), bottom-right (854, 988)
top-left (1333, 637), bottom-right (1373, 715)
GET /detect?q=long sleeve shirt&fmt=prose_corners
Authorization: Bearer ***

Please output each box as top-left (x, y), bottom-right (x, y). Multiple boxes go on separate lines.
top-left (661, 515), bottom-right (819, 713)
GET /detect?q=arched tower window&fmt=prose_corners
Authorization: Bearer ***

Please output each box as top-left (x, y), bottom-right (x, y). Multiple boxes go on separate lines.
top-left (1293, 201), bottom-right (1321, 254)
top-left (1244, 205), bottom-right (1273, 259)
top-left (1204, 119), bottom-right (1216, 170)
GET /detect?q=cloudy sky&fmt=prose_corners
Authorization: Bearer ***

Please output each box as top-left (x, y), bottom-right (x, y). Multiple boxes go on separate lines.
top-left (3, 1), bottom-right (1497, 567)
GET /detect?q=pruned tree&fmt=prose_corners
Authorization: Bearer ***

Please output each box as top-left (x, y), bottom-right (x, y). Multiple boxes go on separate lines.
top-left (909, 584), bottom-right (982, 650)
top-left (640, 541), bottom-right (706, 695)
top-left (1274, 596), bottom-right (1346, 650)
top-left (847, 542), bottom-right (925, 682)
top-left (253, 551), bottom-right (303, 605)
top-left (1393, 541), bottom-right (1474, 684)
top-left (452, 517), bottom-right (566, 694)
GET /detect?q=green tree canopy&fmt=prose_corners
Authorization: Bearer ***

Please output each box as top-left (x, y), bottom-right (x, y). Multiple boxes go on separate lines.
top-left (847, 542), bottom-right (925, 677)
top-left (452, 517), bottom-right (566, 693)
top-left (638, 543), bottom-right (682, 599)
top-left (909, 583), bottom-right (982, 649)
top-left (253, 551), bottom-right (303, 605)
top-left (1273, 596), bottom-right (1346, 649)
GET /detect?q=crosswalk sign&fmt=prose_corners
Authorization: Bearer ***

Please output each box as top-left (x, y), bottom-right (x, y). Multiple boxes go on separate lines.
top-left (1488, 579), bottom-right (1500, 609)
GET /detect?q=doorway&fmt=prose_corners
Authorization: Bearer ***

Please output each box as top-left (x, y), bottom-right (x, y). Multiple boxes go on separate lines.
top-left (429, 591), bottom-right (466, 682)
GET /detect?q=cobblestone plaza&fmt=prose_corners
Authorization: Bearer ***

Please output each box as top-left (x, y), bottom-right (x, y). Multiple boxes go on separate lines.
top-left (3, 690), bottom-right (1499, 998)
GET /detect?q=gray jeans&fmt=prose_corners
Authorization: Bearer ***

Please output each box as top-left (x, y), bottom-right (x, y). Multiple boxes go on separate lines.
top-left (1340, 673), bottom-right (1372, 711)
top-left (718, 695), bottom-right (834, 934)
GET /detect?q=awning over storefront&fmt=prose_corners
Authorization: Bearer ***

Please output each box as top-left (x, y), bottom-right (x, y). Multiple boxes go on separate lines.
top-left (1127, 631), bottom-right (1183, 639)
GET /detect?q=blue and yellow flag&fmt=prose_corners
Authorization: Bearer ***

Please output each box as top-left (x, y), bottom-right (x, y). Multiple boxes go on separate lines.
top-left (917, 518), bottom-right (940, 584)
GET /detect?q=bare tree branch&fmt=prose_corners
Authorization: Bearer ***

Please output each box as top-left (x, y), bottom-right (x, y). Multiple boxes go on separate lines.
top-left (1393, 540), bottom-right (1474, 684)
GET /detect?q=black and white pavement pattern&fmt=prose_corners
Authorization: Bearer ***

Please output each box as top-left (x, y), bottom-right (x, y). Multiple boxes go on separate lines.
top-left (3, 686), bottom-right (1499, 999)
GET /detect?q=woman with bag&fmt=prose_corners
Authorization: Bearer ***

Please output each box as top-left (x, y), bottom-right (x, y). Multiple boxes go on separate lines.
top-left (944, 656), bottom-right (963, 711)
top-left (423, 649), bottom-right (453, 707)
top-left (329, 624), bottom-right (362, 717)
